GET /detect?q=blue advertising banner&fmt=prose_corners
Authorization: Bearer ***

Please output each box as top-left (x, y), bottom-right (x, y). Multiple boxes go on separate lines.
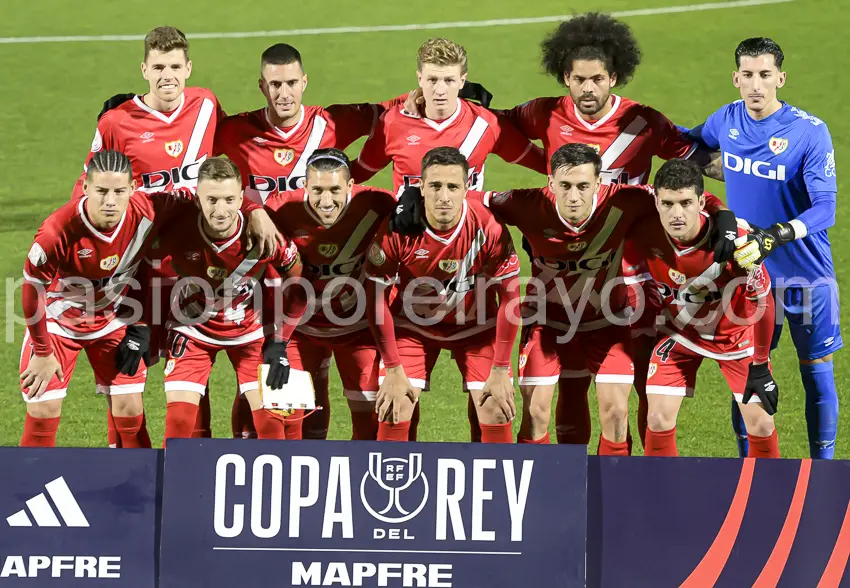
top-left (159, 439), bottom-right (587, 588)
top-left (587, 456), bottom-right (850, 587)
top-left (0, 447), bottom-right (160, 588)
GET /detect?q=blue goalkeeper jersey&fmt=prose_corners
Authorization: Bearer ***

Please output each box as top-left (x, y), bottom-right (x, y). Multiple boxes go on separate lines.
top-left (690, 100), bottom-right (837, 284)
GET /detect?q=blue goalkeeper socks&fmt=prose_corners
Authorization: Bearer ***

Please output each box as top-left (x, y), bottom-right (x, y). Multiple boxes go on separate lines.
top-left (730, 398), bottom-right (749, 457)
top-left (800, 361), bottom-right (839, 459)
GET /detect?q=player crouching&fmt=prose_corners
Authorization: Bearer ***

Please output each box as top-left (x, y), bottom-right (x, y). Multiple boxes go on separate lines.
top-left (630, 159), bottom-right (780, 457)
top-left (365, 147), bottom-right (521, 442)
top-left (157, 158), bottom-right (307, 444)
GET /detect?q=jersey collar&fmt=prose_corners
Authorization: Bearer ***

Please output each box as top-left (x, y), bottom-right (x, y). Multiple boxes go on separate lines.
top-left (425, 200), bottom-right (467, 245)
top-left (78, 196), bottom-right (127, 244)
top-left (665, 211), bottom-right (713, 257)
top-left (421, 100), bottom-right (463, 133)
top-left (198, 211), bottom-right (244, 254)
top-left (133, 93), bottom-right (185, 124)
top-left (573, 94), bottom-right (621, 131)
top-left (265, 105), bottom-right (305, 140)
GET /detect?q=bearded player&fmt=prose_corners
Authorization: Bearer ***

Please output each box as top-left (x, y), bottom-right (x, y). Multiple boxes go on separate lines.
top-left (154, 158), bottom-right (307, 444)
top-left (364, 147), bottom-right (521, 442)
top-left (74, 26), bottom-right (226, 446)
top-left (264, 149), bottom-right (397, 441)
top-left (628, 159), bottom-right (780, 457)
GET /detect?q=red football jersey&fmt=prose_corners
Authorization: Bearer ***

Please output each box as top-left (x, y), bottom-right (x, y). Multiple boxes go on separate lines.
top-left (503, 94), bottom-right (696, 184)
top-left (158, 211), bottom-right (299, 346)
top-left (365, 197), bottom-right (520, 341)
top-left (481, 184), bottom-right (657, 331)
top-left (353, 99), bottom-right (546, 195)
top-left (215, 103), bottom-right (392, 204)
top-left (630, 213), bottom-right (771, 359)
top-left (73, 87), bottom-right (225, 197)
top-left (264, 184), bottom-right (397, 337)
top-left (23, 191), bottom-right (196, 339)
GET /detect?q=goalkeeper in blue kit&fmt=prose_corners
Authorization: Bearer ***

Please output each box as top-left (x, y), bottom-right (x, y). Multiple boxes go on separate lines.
top-left (687, 38), bottom-right (839, 458)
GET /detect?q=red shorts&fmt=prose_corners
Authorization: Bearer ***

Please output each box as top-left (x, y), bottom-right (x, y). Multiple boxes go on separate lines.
top-left (627, 280), bottom-right (662, 339)
top-left (147, 273), bottom-right (178, 362)
top-left (287, 329), bottom-right (379, 402)
top-left (379, 329), bottom-right (504, 392)
top-left (518, 324), bottom-right (634, 387)
top-left (163, 331), bottom-right (263, 396)
top-left (645, 335), bottom-right (760, 403)
top-left (20, 327), bottom-right (147, 403)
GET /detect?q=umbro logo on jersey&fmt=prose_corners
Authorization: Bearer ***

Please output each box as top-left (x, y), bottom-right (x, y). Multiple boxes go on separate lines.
top-left (252, 137), bottom-right (268, 144)
top-left (77, 249), bottom-right (93, 259)
top-left (140, 131), bottom-right (155, 143)
top-left (768, 137), bottom-right (789, 155)
top-left (560, 125), bottom-right (574, 136)
top-left (164, 140), bottom-right (184, 158)
top-left (6, 477), bottom-right (89, 528)
top-left (407, 135), bottom-right (420, 145)
top-left (543, 228), bottom-right (559, 239)
top-left (184, 251), bottom-right (201, 261)
top-left (414, 248), bottom-right (430, 258)
top-left (728, 128), bottom-right (739, 140)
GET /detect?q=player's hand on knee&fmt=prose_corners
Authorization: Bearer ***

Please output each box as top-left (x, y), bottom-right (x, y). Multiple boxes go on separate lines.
top-left (743, 362), bottom-right (779, 416)
top-left (263, 339), bottom-right (291, 389)
top-left (376, 366), bottom-right (417, 423)
top-left (115, 323), bottom-right (151, 376)
top-left (479, 366), bottom-right (516, 421)
top-left (21, 353), bottom-right (64, 399)
top-left (389, 186), bottom-right (425, 236)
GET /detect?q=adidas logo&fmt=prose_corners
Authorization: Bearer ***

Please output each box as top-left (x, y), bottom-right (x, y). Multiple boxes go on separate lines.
top-left (6, 477), bottom-right (89, 528)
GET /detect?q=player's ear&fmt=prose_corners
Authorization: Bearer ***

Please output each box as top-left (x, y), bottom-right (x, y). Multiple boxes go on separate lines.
top-left (732, 71), bottom-right (741, 88)
top-left (698, 194), bottom-right (706, 211)
top-left (140, 62), bottom-right (148, 81)
top-left (185, 60), bottom-right (193, 79)
top-left (302, 73), bottom-right (308, 91)
top-left (346, 176), bottom-right (355, 193)
top-left (777, 71), bottom-right (787, 89)
top-left (547, 174), bottom-right (556, 193)
top-left (416, 69), bottom-right (424, 88)
top-left (459, 73), bottom-right (467, 89)
top-left (609, 72), bottom-right (618, 88)
top-left (130, 179), bottom-right (137, 193)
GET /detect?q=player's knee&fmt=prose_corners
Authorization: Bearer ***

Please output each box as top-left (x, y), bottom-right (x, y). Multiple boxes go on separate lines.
top-left (646, 410), bottom-right (676, 432)
top-left (26, 399), bottom-right (62, 419)
top-left (109, 393), bottom-right (144, 417)
top-left (525, 395), bottom-right (551, 427)
top-left (476, 400), bottom-right (511, 426)
top-left (747, 413), bottom-right (775, 437)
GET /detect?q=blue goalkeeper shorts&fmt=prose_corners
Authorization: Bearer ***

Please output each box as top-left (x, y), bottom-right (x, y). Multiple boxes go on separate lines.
top-left (770, 284), bottom-right (842, 360)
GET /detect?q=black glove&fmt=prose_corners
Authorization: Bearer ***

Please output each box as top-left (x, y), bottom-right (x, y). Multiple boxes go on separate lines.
top-left (458, 81), bottom-right (494, 108)
top-left (520, 236), bottom-right (535, 264)
top-left (263, 339), bottom-right (291, 390)
top-left (388, 186), bottom-right (425, 235)
top-left (115, 324), bottom-right (151, 376)
top-left (98, 93), bottom-right (135, 121)
top-left (711, 209), bottom-right (738, 264)
top-left (733, 222), bottom-right (796, 269)
top-left (742, 362), bottom-right (779, 416)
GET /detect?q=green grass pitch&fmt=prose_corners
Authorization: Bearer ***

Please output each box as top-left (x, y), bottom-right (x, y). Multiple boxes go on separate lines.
top-left (0, 0), bottom-right (846, 457)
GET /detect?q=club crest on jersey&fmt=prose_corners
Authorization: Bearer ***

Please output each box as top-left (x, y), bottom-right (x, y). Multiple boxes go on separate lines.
top-left (100, 254), bottom-right (120, 271)
top-left (164, 359), bottom-right (176, 376)
top-left (368, 243), bottom-right (386, 266)
top-left (318, 243), bottom-right (339, 258)
top-left (768, 137), bottom-right (788, 155)
top-left (274, 148), bottom-right (295, 166)
top-left (668, 268), bottom-right (686, 285)
top-left (519, 354), bottom-right (528, 370)
top-left (567, 242), bottom-right (587, 252)
top-left (439, 259), bottom-right (459, 273)
top-left (164, 140), bottom-right (184, 158)
top-left (648, 362), bottom-right (657, 378)
top-left (207, 266), bottom-right (227, 280)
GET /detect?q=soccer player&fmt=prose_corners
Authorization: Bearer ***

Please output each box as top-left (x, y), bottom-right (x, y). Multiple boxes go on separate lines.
top-left (74, 26), bottom-right (226, 445)
top-left (627, 159), bottom-right (780, 457)
top-left (19, 150), bottom-right (279, 447)
top-left (482, 144), bottom-right (726, 452)
top-left (689, 38), bottom-right (839, 459)
top-left (351, 37), bottom-right (547, 195)
top-left (264, 149), bottom-right (397, 441)
top-left (154, 158), bottom-right (306, 443)
top-left (365, 147), bottom-right (521, 442)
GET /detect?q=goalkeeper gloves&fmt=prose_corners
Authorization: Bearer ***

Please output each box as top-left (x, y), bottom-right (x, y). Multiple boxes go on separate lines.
top-left (458, 81), bottom-right (494, 108)
top-left (115, 324), bottom-right (151, 376)
top-left (388, 186), bottom-right (425, 236)
top-left (742, 363), bottom-right (779, 416)
top-left (98, 93), bottom-right (135, 121)
top-left (711, 210), bottom-right (739, 264)
top-left (733, 222), bottom-right (796, 269)
top-left (263, 339), bottom-right (291, 390)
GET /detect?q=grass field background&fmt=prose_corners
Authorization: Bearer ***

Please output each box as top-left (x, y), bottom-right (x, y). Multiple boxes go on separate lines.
top-left (0, 0), bottom-right (846, 457)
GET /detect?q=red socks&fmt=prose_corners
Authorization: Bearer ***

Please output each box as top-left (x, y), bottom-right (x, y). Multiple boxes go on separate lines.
top-left (480, 423), bottom-right (513, 443)
top-left (21, 415), bottom-right (60, 447)
top-left (408, 404), bottom-right (421, 441)
top-left (468, 395), bottom-right (482, 442)
top-left (107, 407), bottom-right (119, 448)
top-left (164, 402), bottom-right (199, 446)
top-left (284, 410), bottom-right (304, 440)
top-left (252, 409), bottom-right (286, 439)
top-left (518, 432), bottom-right (551, 444)
top-left (555, 378), bottom-right (592, 444)
top-left (231, 392), bottom-right (257, 439)
top-left (644, 427), bottom-right (678, 457)
top-left (351, 411), bottom-right (379, 440)
top-left (748, 429), bottom-right (780, 458)
top-left (598, 435), bottom-right (630, 456)
top-left (113, 414), bottom-right (151, 448)
top-left (378, 421), bottom-right (411, 441)
top-left (192, 390), bottom-right (212, 438)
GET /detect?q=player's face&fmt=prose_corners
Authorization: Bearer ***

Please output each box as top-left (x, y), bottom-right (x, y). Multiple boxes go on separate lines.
top-left (549, 163), bottom-right (601, 225)
top-left (141, 50), bottom-right (191, 104)
top-left (656, 187), bottom-right (705, 242)
top-left (305, 168), bottom-right (354, 226)
top-left (421, 164), bottom-right (468, 228)
top-left (82, 171), bottom-right (136, 229)
top-left (565, 59), bottom-right (617, 116)
top-left (417, 63), bottom-right (467, 118)
top-left (260, 62), bottom-right (307, 124)
top-left (733, 54), bottom-right (786, 113)
top-left (197, 178), bottom-right (244, 236)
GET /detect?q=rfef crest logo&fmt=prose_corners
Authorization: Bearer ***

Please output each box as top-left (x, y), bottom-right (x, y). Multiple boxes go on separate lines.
top-left (164, 140), bottom-right (184, 158)
top-left (360, 453), bottom-right (429, 524)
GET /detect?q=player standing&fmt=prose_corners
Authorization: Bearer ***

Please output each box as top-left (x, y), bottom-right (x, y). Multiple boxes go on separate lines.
top-left (629, 159), bottom-right (780, 457)
top-left (365, 148), bottom-right (521, 442)
top-left (155, 158), bottom-right (306, 443)
top-left (264, 149), bottom-right (397, 441)
top-left (690, 38), bottom-right (839, 459)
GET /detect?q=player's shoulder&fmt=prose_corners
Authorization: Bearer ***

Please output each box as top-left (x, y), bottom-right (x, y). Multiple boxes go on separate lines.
top-left (607, 182), bottom-right (655, 202)
top-left (783, 103), bottom-right (828, 129)
top-left (37, 199), bottom-right (83, 239)
top-left (264, 188), bottom-right (303, 212)
top-left (617, 96), bottom-right (673, 125)
top-left (351, 184), bottom-right (395, 207)
top-left (219, 108), bottom-right (265, 135)
top-left (466, 193), bottom-right (505, 227)
top-left (97, 96), bottom-right (139, 129)
top-left (184, 86), bottom-right (219, 104)
top-left (517, 95), bottom-right (562, 114)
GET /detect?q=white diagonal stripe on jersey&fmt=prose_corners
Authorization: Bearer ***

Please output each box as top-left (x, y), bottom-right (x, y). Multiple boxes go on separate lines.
top-left (443, 228), bottom-right (486, 309)
top-left (671, 261), bottom-right (725, 333)
top-left (45, 477), bottom-right (89, 527)
top-left (90, 216), bottom-right (154, 311)
top-left (599, 115), bottom-right (648, 172)
top-left (182, 98), bottom-right (216, 171)
top-left (332, 210), bottom-right (380, 266)
top-left (458, 116), bottom-right (489, 159)
top-left (290, 115), bottom-right (329, 183)
top-left (25, 493), bottom-right (61, 527)
top-left (113, 216), bottom-right (154, 277)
